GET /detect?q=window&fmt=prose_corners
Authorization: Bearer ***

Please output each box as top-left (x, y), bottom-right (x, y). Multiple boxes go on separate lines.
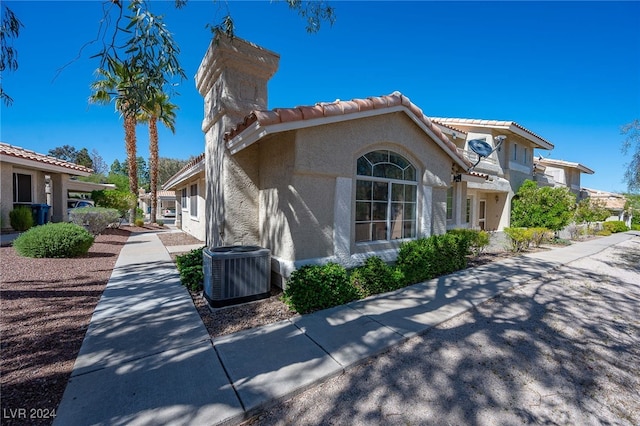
top-left (355, 150), bottom-right (417, 242)
top-left (466, 197), bottom-right (471, 223)
top-left (181, 187), bottom-right (187, 209)
top-left (446, 187), bottom-right (454, 220)
top-left (189, 183), bottom-right (198, 217)
top-left (13, 173), bottom-right (32, 203)
top-left (513, 143), bottom-right (518, 161)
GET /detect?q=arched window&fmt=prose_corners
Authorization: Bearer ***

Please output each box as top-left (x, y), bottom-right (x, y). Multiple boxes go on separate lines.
top-left (355, 150), bottom-right (417, 242)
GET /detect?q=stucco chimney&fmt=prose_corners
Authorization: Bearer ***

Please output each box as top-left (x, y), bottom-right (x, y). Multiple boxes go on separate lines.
top-left (196, 32), bottom-right (280, 248)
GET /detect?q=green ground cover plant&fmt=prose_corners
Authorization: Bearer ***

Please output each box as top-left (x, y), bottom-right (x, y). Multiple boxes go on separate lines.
top-left (13, 222), bottom-right (94, 258)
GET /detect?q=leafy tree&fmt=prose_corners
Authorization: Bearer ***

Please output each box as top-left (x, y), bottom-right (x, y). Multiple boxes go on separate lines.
top-left (110, 159), bottom-right (126, 176)
top-left (0, 5), bottom-right (23, 106)
top-left (621, 119), bottom-right (640, 193)
top-left (574, 198), bottom-right (610, 231)
top-left (48, 145), bottom-right (79, 162)
top-left (138, 92), bottom-right (177, 223)
top-left (511, 180), bottom-right (576, 232)
top-left (158, 157), bottom-right (192, 186)
top-left (75, 147), bottom-right (94, 169)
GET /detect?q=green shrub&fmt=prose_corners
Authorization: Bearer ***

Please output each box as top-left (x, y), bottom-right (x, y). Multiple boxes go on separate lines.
top-left (13, 223), bottom-right (94, 258)
top-left (134, 218), bottom-right (144, 227)
top-left (529, 227), bottom-right (551, 248)
top-left (91, 189), bottom-right (136, 218)
top-left (632, 224), bottom-right (640, 231)
top-left (69, 207), bottom-right (121, 235)
top-left (603, 221), bottom-right (629, 233)
top-left (176, 247), bottom-right (204, 291)
top-left (396, 233), bottom-right (469, 285)
top-left (283, 263), bottom-right (360, 314)
top-left (350, 256), bottom-right (405, 297)
top-left (447, 228), bottom-right (490, 256)
top-left (503, 227), bottom-right (533, 252)
top-left (9, 206), bottom-right (34, 232)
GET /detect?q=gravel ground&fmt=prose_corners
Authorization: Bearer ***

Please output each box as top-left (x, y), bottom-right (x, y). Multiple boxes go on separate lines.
top-left (156, 231), bottom-right (298, 338)
top-left (243, 236), bottom-right (640, 426)
top-left (0, 227), bottom-right (130, 426)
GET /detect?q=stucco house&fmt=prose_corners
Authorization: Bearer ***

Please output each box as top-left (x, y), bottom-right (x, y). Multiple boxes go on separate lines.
top-left (164, 34), bottom-right (500, 285)
top-left (0, 142), bottom-right (108, 228)
top-left (534, 157), bottom-right (594, 201)
top-left (431, 118), bottom-right (555, 231)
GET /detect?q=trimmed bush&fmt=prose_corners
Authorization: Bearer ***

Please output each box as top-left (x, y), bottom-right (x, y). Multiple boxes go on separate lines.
top-left (396, 233), bottom-right (469, 285)
top-left (13, 222), bottom-right (94, 258)
top-left (447, 228), bottom-right (490, 256)
top-left (529, 227), bottom-right (551, 248)
top-left (9, 206), bottom-right (34, 232)
top-left (603, 221), bottom-right (629, 233)
top-left (176, 247), bottom-right (204, 291)
top-left (134, 218), bottom-right (144, 227)
top-left (503, 227), bottom-right (533, 252)
top-left (350, 256), bottom-right (405, 297)
top-left (69, 206), bottom-right (121, 235)
top-left (283, 263), bottom-right (360, 314)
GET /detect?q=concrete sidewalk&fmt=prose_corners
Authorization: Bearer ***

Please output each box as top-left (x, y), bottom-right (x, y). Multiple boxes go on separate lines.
top-left (54, 231), bottom-right (637, 425)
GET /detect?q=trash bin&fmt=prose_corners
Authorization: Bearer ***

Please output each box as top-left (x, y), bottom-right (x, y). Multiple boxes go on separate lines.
top-left (31, 204), bottom-right (51, 225)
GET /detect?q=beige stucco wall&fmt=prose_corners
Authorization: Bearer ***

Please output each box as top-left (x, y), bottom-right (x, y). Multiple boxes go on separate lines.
top-left (0, 163), bottom-right (62, 227)
top-left (176, 175), bottom-right (206, 242)
top-left (245, 112), bottom-right (454, 265)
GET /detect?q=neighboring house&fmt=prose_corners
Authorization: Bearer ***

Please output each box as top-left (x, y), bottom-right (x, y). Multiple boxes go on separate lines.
top-left (162, 153), bottom-right (206, 241)
top-left (138, 189), bottom-right (178, 220)
top-left (582, 188), bottom-right (631, 225)
top-left (0, 142), bottom-right (102, 228)
top-left (432, 118), bottom-right (555, 231)
top-left (534, 157), bottom-right (595, 201)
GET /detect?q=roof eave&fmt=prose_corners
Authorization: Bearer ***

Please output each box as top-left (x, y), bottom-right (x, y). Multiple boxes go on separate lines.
top-left (226, 105), bottom-right (471, 170)
top-left (0, 154), bottom-right (92, 176)
top-left (162, 158), bottom-right (205, 190)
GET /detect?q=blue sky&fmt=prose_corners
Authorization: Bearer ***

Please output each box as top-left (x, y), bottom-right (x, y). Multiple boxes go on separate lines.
top-left (2, 1), bottom-right (639, 193)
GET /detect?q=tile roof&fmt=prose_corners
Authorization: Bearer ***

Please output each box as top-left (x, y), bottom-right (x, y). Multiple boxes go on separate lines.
top-left (223, 91), bottom-right (476, 172)
top-left (430, 117), bottom-right (554, 149)
top-left (538, 157), bottom-right (594, 174)
top-left (0, 142), bottom-right (93, 174)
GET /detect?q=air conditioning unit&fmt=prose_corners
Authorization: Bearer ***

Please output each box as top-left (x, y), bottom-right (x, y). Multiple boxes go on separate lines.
top-left (202, 245), bottom-right (271, 308)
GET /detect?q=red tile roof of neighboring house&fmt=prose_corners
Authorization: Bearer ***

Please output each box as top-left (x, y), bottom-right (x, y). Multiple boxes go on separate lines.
top-left (0, 142), bottom-right (93, 174)
top-left (224, 91), bottom-right (478, 173)
top-left (430, 117), bottom-right (554, 150)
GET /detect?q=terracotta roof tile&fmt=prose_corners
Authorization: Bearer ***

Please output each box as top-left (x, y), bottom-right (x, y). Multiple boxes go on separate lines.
top-left (223, 92), bottom-right (474, 171)
top-left (0, 142), bottom-right (93, 174)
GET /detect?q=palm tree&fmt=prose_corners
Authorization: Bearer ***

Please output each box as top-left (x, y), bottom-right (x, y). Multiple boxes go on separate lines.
top-left (90, 58), bottom-right (144, 224)
top-left (138, 92), bottom-right (178, 224)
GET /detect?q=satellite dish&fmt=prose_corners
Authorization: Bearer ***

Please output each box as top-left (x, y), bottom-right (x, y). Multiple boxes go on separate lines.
top-left (468, 139), bottom-right (494, 158)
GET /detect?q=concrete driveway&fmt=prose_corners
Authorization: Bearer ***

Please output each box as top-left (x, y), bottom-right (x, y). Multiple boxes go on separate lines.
top-left (247, 235), bottom-right (640, 425)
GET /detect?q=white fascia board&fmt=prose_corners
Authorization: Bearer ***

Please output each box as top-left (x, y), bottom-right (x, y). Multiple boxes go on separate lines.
top-left (0, 154), bottom-right (91, 176)
top-left (227, 105), bottom-right (470, 170)
top-left (507, 125), bottom-right (554, 150)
